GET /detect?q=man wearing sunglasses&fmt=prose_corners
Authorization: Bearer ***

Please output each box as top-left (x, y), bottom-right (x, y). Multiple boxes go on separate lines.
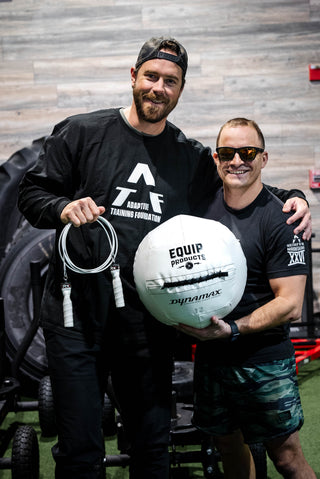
top-left (178, 118), bottom-right (316, 478)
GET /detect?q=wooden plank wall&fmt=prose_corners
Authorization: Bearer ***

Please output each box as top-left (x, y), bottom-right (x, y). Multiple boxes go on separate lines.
top-left (0, 0), bottom-right (320, 298)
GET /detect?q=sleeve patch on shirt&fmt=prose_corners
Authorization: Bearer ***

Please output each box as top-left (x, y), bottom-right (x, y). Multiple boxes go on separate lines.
top-left (287, 235), bottom-right (306, 266)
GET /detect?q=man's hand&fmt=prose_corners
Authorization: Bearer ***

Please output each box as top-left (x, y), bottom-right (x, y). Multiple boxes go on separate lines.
top-left (283, 197), bottom-right (312, 240)
top-left (175, 316), bottom-right (231, 341)
top-left (60, 197), bottom-right (105, 227)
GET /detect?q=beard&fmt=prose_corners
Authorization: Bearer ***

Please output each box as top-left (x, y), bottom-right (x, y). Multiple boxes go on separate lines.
top-left (133, 86), bottom-right (179, 124)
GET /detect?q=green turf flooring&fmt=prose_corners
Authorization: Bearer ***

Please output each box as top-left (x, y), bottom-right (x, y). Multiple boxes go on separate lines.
top-left (1, 358), bottom-right (320, 478)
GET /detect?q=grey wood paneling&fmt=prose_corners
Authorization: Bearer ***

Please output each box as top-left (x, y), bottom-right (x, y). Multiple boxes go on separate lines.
top-left (0, 1), bottom-right (319, 287)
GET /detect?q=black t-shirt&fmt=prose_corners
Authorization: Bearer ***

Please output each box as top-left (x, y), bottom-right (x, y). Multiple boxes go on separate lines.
top-left (197, 186), bottom-right (309, 365)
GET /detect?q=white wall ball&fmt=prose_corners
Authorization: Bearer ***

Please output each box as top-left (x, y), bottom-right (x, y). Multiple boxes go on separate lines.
top-left (133, 215), bottom-right (247, 329)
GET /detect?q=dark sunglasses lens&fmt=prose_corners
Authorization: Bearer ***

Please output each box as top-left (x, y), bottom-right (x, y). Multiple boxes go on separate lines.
top-left (239, 147), bottom-right (256, 162)
top-left (218, 148), bottom-right (235, 161)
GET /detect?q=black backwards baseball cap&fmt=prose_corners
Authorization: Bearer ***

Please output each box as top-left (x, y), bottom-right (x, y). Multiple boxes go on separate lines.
top-left (135, 37), bottom-right (188, 77)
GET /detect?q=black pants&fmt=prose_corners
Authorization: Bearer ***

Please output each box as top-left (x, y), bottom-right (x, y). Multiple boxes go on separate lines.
top-left (44, 328), bottom-right (172, 479)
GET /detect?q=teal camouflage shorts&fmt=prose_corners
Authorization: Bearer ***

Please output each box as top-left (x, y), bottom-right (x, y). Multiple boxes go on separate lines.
top-left (192, 356), bottom-right (304, 444)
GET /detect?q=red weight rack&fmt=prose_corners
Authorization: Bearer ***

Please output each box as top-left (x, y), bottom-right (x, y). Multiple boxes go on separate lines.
top-left (292, 338), bottom-right (320, 374)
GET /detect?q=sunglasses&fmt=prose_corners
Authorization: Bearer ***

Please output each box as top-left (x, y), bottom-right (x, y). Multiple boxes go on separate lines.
top-left (216, 146), bottom-right (264, 162)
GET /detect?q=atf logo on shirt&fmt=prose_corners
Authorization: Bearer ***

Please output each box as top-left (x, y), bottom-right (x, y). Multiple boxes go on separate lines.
top-left (287, 235), bottom-right (306, 266)
top-left (110, 163), bottom-right (163, 224)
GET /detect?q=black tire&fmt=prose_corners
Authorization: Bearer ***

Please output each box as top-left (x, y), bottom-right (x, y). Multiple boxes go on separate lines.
top-left (11, 425), bottom-right (39, 479)
top-left (0, 298), bottom-right (6, 384)
top-left (102, 393), bottom-right (117, 437)
top-left (0, 222), bottom-right (55, 382)
top-left (38, 375), bottom-right (57, 437)
top-left (0, 138), bottom-right (45, 262)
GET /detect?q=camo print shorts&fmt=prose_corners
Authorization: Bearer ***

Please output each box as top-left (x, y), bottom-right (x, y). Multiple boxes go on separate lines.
top-left (192, 356), bottom-right (304, 444)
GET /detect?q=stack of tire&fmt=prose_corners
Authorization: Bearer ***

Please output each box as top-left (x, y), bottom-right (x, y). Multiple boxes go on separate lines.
top-left (0, 138), bottom-right (54, 384)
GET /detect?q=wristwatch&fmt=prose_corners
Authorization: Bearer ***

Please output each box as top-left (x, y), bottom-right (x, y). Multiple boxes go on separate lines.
top-left (229, 320), bottom-right (240, 342)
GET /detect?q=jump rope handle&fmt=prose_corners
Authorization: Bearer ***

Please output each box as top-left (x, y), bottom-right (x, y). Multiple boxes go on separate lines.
top-left (61, 282), bottom-right (74, 327)
top-left (110, 264), bottom-right (125, 308)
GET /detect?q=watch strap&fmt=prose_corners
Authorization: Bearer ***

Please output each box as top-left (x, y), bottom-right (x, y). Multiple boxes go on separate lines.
top-left (229, 320), bottom-right (240, 342)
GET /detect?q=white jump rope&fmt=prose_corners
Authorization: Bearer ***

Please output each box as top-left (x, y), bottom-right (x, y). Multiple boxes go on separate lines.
top-left (58, 216), bottom-right (125, 327)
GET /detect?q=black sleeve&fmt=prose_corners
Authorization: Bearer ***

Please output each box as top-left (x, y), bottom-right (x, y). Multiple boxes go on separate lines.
top-left (18, 119), bottom-right (78, 229)
top-left (265, 185), bottom-right (307, 204)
